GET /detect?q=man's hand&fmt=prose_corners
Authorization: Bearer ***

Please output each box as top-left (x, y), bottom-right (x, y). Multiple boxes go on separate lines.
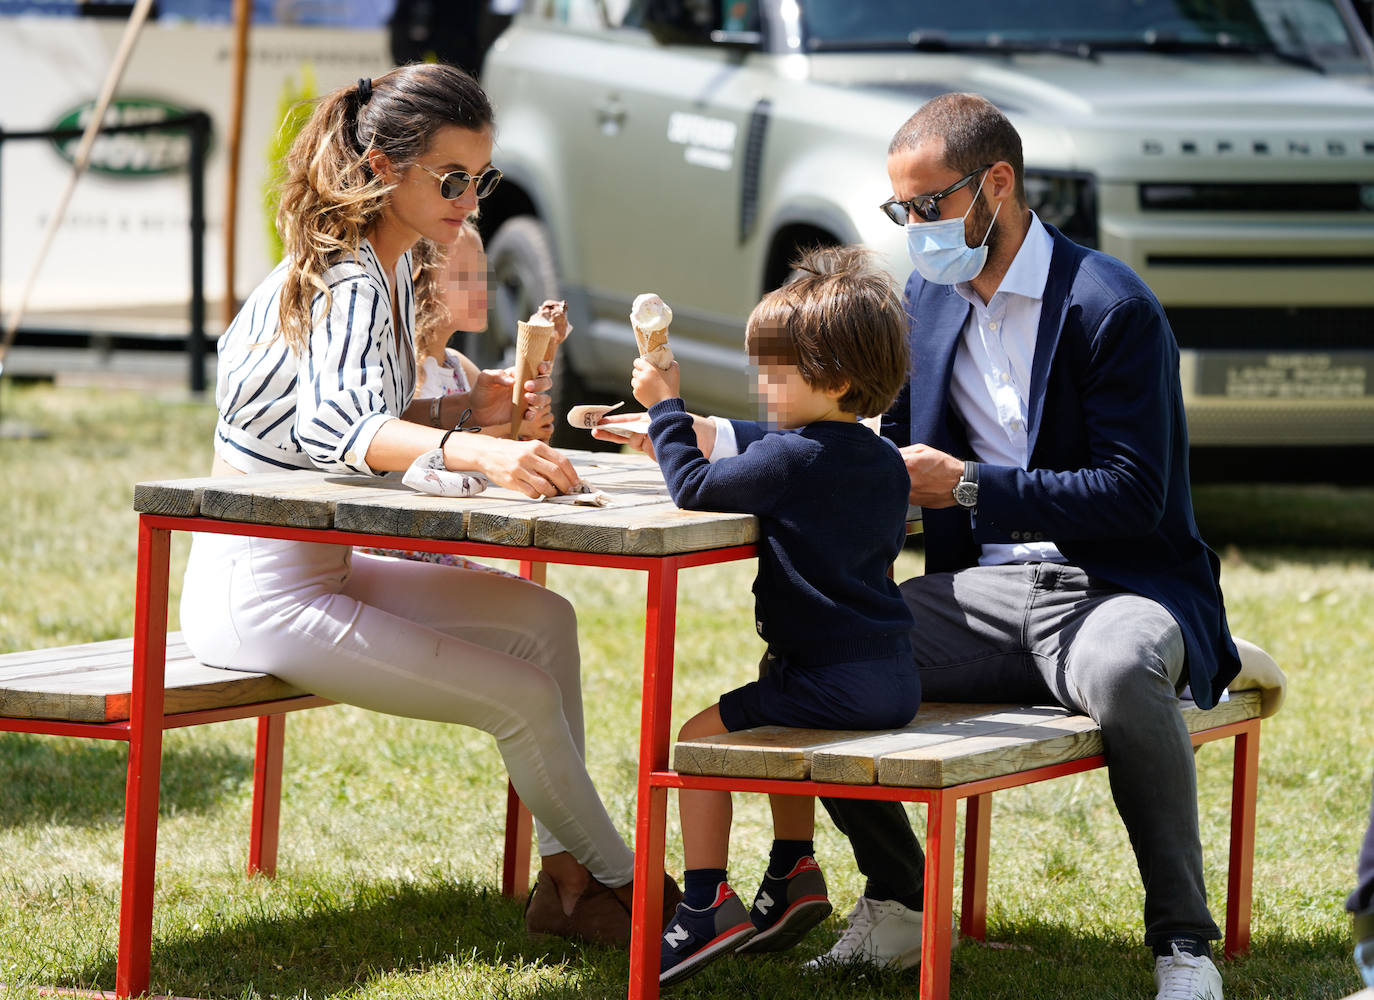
top-left (631, 357), bottom-right (680, 409)
top-left (591, 410), bottom-right (717, 461)
top-left (592, 412), bottom-right (655, 458)
top-left (901, 443), bottom-right (965, 508)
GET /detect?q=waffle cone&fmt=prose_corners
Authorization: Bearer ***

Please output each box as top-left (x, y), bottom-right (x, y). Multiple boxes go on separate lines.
top-left (511, 320), bottom-right (555, 439)
top-left (634, 323), bottom-right (674, 371)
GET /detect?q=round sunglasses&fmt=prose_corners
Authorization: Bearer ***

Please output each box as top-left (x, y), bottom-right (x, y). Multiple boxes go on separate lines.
top-left (414, 163), bottom-right (504, 201)
top-left (880, 164), bottom-right (991, 225)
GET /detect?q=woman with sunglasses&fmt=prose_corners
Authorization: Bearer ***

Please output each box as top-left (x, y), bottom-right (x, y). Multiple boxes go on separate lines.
top-left (180, 63), bottom-right (664, 946)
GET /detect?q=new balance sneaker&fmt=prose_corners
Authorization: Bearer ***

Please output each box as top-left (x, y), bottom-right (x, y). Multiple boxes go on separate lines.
top-left (803, 896), bottom-right (923, 971)
top-left (1154, 943), bottom-right (1223, 1000)
top-left (735, 855), bottom-right (832, 954)
top-left (660, 882), bottom-right (758, 986)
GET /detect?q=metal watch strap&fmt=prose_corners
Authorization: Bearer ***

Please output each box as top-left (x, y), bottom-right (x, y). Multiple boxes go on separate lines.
top-left (429, 395), bottom-right (442, 426)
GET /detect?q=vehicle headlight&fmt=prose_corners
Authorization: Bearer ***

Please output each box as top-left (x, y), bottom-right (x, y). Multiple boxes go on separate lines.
top-left (1024, 171), bottom-right (1098, 248)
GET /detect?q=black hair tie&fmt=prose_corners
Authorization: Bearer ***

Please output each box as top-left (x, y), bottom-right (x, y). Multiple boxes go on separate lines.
top-left (357, 77), bottom-right (373, 104)
top-left (437, 409), bottom-right (482, 454)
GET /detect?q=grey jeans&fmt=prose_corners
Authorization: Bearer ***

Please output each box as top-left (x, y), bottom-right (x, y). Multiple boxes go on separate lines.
top-left (821, 562), bottom-right (1220, 948)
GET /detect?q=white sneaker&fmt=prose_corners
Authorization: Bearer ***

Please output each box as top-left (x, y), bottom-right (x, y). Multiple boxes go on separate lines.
top-left (804, 896), bottom-right (923, 971)
top-left (1154, 943), bottom-right (1223, 1000)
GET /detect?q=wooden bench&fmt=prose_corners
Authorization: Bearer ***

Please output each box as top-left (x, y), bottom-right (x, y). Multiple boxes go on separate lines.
top-left (0, 634), bottom-right (335, 875)
top-left (672, 682), bottom-right (1269, 1000)
top-left (0, 633), bottom-right (536, 989)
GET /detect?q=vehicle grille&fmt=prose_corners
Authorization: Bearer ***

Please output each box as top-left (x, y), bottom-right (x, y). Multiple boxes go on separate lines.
top-left (1139, 182), bottom-right (1374, 212)
top-left (1165, 306), bottom-right (1374, 350)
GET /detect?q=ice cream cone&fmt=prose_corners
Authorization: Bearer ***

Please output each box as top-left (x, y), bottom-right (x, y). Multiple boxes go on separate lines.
top-left (536, 300), bottom-right (570, 366)
top-left (630, 293), bottom-right (674, 371)
top-left (512, 318), bottom-right (555, 440)
top-left (634, 324), bottom-right (674, 370)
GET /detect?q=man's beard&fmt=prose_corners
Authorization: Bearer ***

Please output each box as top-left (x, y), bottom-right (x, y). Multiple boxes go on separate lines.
top-left (963, 192), bottom-right (1002, 261)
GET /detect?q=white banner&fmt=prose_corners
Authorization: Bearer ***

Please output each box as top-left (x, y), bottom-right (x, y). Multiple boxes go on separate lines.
top-left (0, 18), bottom-right (392, 321)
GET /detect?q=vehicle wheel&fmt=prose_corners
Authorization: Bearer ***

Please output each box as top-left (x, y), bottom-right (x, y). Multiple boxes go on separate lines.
top-left (477, 215), bottom-right (609, 449)
top-left (470, 215), bottom-right (557, 370)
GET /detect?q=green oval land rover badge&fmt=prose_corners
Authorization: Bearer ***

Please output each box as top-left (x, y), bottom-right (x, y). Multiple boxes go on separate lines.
top-left (48, 98), bottom-right (208, 177)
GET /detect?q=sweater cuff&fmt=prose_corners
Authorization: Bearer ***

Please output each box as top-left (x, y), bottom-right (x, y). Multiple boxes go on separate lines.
top-left (648, 398), bottom-right (688, 419)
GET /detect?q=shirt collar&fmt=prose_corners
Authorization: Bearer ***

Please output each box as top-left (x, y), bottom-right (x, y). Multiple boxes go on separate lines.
top-left (955, 211), bottom-right (1053, 306)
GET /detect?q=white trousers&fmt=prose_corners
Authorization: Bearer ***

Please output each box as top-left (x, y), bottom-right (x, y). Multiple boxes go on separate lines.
top-left (179, 532), bottom-right (635, 887)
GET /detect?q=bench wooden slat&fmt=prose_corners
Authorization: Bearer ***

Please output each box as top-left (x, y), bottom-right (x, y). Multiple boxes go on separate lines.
top-left (876, 691), bottom-right (1262, 788)
top-left (0, 635), bottom-right (304, 723)
top-left (673, 725), bottom-right (873, 780)
top-left (673, 703), bottom-right (1080, 782)
top-left (673, 690), bottom-right (1264, 790)
top-left (0, 635), bottom-right (189, 673)
top-left (874, 715), bottom-right (1104, 788)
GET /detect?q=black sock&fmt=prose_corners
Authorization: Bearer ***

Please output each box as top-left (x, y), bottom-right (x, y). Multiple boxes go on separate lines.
top-left (1153, 934), bottom-right (1212, 959)
top-left (683, 868), bottom-right (728, 909)
top-left (767, 839), bottom-right (815, 878)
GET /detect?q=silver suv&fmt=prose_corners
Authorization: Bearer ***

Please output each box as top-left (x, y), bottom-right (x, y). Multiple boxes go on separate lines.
top-left (476, 0), bottom-right (1374, 464)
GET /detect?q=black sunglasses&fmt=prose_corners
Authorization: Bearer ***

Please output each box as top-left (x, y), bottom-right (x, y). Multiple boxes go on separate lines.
top-left (880, 164), bottom-right (992, 225)
top-left (415, 163), bottom-right (503, 201)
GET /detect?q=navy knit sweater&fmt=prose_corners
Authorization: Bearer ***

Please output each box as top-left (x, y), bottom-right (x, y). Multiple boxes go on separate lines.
top-left (648, 398), bottom-right (914, 666)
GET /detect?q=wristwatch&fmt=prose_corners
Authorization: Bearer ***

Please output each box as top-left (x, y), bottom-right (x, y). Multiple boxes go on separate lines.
top-left (428, 396), bottom-right (443, 427)
top-left (953, 460), bottom-right (979, 509)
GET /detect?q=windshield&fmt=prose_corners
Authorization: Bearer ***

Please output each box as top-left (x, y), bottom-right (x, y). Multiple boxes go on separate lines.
top-left (798, 0), bottom-right (1373, 74)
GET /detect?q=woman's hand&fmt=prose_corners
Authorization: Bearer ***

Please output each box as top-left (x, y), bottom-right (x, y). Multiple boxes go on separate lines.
top-left (447, 433), bottom-right (579, 499)
top-left (631, 357), bottom-right (680, 409)
top-left (464, 361), bottom-right (553, 431)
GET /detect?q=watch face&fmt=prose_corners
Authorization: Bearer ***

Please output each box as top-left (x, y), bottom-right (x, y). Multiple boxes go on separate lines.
top-left (954, 481), bottom-right (978, 507)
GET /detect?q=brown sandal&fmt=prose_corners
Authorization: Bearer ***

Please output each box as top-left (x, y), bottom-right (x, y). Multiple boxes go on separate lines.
top-left (525, 870), bottom-right (685, 946)
top-left (564, 876), bottom-right (632, 946)
top-left (523, 870), bottom-right (573, 938)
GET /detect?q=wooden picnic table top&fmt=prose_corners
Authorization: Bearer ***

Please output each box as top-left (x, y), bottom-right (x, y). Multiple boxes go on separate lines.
top-left (133, 448), bottom-right (921, 557)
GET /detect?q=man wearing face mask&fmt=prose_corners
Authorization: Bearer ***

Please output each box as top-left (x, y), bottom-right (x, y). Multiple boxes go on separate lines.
top-left (809, 93), bottom-right (1241, 1000)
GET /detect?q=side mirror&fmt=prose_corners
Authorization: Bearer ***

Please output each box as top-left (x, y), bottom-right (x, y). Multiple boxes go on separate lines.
top-left (642, 0), bottom-right (719, 45)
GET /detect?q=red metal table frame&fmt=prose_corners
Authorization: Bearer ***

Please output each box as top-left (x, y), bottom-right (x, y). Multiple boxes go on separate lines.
top-left (111, 511), bottom-right (757, 999)
top-left (628, 717), bottom-right (1260, 1000)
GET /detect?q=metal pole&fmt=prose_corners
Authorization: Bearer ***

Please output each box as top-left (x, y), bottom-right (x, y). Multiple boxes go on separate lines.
top-left (0, 0), bottom-right (156, 361)
top-left (224, 0), bottom-right (252, 331)
top-left (188, 112), bottom-right (207, 394)
top-left (0, 123), bottom-right (6, 338)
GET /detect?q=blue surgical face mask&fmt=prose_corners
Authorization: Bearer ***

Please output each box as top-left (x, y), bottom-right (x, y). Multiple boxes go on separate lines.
top-left (904, 172), bottom-right (1001, 285)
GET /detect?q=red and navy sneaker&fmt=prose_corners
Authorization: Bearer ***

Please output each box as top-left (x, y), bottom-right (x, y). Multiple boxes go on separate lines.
top-left (735, 855), bottom-right (832, 954)
top-left (659, 882), bottom-right (758, 986)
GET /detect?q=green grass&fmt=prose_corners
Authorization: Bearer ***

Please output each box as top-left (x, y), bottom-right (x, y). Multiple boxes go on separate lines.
top-left (0, 381), bottom-right (1372, 999)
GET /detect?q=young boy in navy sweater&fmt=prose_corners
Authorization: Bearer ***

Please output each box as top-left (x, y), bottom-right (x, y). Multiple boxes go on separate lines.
top-left (630, 246), bottom-right (920, 986)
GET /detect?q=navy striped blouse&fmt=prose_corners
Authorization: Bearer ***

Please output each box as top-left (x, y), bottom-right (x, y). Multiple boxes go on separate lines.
top-left (214, 240), bottom-right (417, 475)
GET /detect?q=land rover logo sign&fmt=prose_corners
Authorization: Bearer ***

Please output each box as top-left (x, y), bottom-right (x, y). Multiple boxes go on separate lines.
top-left (48, 98), bottom-right (204, 176)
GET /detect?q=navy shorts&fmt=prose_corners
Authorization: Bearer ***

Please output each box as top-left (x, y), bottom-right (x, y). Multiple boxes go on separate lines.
top-left (718, 648), bottom-right (921, 733)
